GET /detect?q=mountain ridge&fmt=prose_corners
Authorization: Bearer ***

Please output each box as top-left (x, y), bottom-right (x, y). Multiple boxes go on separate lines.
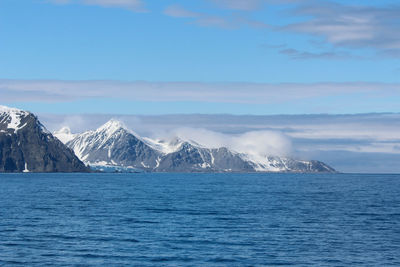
top-left (58, 119), bottom-right (336, 173)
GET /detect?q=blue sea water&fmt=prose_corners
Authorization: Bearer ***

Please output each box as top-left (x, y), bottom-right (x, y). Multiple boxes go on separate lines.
top-left (0, 173), bottom-right (399, 266)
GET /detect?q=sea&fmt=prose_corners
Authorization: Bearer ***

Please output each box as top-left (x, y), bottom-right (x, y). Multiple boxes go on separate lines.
top-left (0, 173), bottom-right (399, 266)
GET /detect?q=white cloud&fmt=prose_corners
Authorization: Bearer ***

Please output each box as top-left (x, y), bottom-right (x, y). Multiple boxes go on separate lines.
top-left (209, 0), bottom-right (264, 11)
top-left (164, 5), bottom-right (200, 18)
top-left (84, 0), bottom-right (146, 12)
top-left (49, 0), bottom-right (71, 4)
top-left (163, 4), bottom-right (269, 29)
top-left (166, 1), bottom-right (400, 56)
top-left (47, 0), bottom-right (400, 55)
top-left (278, 48), bottom-right (356, 60)
top-left (2, 79), bottom-right (398, 104)
top-left (48, 0), bottom-right (146, 12)
top-left (284, 2), bottom-right (400, 54)
top-left (163, 5), bottom-right (234, 29)
top-left (161, 128), bottom-right (292, 157)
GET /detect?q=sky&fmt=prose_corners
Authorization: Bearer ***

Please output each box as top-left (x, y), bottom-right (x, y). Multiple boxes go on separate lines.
top-left (1, 0), bottom-right (400, 114)
top-left (1, 0), bottom-right (400, 172)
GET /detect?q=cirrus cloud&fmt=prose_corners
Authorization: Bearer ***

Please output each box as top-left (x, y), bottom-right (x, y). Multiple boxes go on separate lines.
top-left (1, 79), bottom-right (399, 104)
top-left (48, 0), bottom-right (147, 12)
top-left (283, 2), bottom-right (400, 55)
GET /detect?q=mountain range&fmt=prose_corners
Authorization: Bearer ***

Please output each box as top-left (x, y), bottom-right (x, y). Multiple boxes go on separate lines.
top-left (56, 119), bottom-right (336, 173)
top-left (0, 105), bottom-right (336, 173)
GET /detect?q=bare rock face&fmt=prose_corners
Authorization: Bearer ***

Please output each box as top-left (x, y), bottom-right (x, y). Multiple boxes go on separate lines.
top-left (0, 106), bottom-right (89, 173)
top-left (155, 144), bottom-right (255, 172)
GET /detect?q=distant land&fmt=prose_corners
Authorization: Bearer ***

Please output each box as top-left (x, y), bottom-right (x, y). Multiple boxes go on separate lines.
top-left (0, 105), bottom-right (335, 173)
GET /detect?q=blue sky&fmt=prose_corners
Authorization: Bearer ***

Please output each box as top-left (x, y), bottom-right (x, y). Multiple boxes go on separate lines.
top-left (1, 0), bottom-right (400, 114)
top-left (2, 0), bottom-right (400, 172)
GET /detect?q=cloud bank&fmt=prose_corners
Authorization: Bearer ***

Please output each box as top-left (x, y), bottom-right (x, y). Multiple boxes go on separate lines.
top-left (1, 79), bottom-right (399, 104)
top-left (156, 128), bottom-right (292, 158)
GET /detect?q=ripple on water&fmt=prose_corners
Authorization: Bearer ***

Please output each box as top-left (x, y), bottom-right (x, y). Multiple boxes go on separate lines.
top-left (0, 173), bottom-right (399, 266)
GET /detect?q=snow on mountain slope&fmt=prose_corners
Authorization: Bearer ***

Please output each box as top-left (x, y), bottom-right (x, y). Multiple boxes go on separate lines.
top-left (142, 137), bottom-right (201, 155)
top-left (240, 153), bottom-right (284, 172)
top-left (66, 119), bottom-right (125, 160)
top-left (0, 105), bottom-right (30, 132)
top-left (241, 154), bottom-right (334, 173)
top-left (66, 120), bottom-right (161, 169)
top-left (64, 119), bottom-right (336, 173)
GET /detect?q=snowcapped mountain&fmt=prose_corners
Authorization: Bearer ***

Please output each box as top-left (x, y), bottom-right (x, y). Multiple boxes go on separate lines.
top-left (0, 106), bottom-right (89, 173)
top-left (153, 142), bottom-right (255, 172)
top-left (0, 106), bottom-right (31, 133)
top-left (0, 105), bottom-right (334, 173)
top-left (62, 119), bottom-right (336, 173)
top-left (65, 120), bottom-right (161, 170)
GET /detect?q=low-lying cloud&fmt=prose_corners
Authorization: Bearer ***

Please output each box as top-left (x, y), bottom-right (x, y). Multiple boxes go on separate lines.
top-left (155, 127), bottom-right (292, 157)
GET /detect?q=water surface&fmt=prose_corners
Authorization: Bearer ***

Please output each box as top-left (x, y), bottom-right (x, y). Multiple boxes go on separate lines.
top-left (0, 173), bottom-right (399, 266)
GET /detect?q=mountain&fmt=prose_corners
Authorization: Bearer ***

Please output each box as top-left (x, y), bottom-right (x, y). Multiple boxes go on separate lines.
top-left (61, 120), bottom-right (336, 173)
top-left (63, 120), bottom-right (161, 171)
top-left (0, 106), bottom-right (89, 173)
top-left (151, 140), bottom-right (255, 172)
top-left (246, 155), bottom-right (336, 173)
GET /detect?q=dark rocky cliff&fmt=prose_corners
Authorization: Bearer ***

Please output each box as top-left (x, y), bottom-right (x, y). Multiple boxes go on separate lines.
top-left (0, 107), bottom-right (89, 173)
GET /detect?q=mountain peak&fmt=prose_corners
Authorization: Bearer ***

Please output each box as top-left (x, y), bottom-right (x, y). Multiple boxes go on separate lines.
top-left (0, 105), bottom-right (25, 114)
top-left (97, 119), bottom-right (126, 134)
top-left (67, 119), bottom-right (161, 168)
top-left (0, 105), bottom-right (31, 132)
